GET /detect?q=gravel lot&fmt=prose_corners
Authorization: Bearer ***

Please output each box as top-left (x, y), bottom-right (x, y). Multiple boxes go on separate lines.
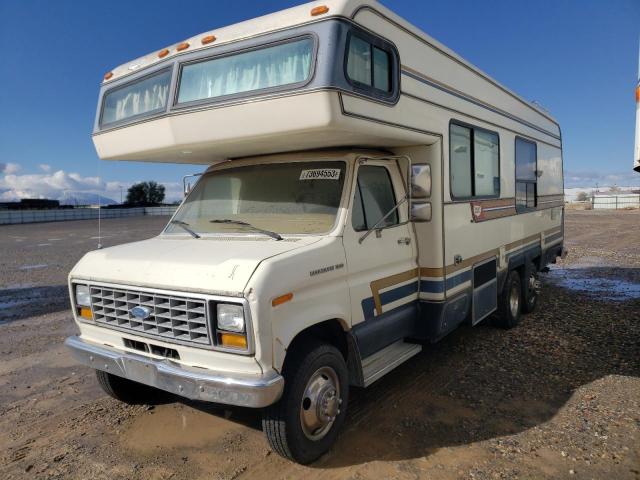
top-left (1, 211), bottom-right (638, 480)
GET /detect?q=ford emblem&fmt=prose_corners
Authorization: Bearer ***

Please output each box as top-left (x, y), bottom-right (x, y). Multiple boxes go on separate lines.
top-left (130, 305), bottom-right (152, 320)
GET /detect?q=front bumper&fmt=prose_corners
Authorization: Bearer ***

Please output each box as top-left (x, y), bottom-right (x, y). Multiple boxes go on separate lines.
top-left (65, 336), bottom-right (283, 408)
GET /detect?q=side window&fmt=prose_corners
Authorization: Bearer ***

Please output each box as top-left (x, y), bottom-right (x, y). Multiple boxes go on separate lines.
top-left (515, 137), bottom-right (537, 210)
top-left (351, 166), bottom-right (399, 231)
top-left (449, 123), bottom-right (500, 199)
top-left (346, 34), bottom-right (392, 94)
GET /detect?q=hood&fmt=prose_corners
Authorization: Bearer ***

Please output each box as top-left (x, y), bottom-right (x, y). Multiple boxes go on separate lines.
top-left (70, 235), bottom-right (320, 296)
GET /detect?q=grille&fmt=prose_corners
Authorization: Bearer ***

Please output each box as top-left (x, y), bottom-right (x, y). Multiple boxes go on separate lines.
top-left (89, 286), bottom-right (211, 346)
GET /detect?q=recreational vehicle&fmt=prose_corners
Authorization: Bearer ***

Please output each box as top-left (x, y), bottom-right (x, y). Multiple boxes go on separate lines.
top-left (66, 0), bottom-right (565, 463)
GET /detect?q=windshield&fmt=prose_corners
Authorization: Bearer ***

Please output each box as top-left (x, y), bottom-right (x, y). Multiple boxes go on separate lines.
top-left (165, 161), bottom-right (347, 236)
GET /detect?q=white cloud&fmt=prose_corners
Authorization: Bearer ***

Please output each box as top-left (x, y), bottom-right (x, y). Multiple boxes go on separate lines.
top-left (1, 162), bottom-right (20, 174)
top-left (0, 168), bottom-right (183, 204)
top-left (39, 163), bottom-right (51, 172)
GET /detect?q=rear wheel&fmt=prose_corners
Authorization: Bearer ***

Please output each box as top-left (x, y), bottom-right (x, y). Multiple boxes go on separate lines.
top-left (262, 341), bottom-right (349, 464)
top-left (493, 270), bottom-right (522, 329)
top-left (95, 370), bottom-right (158, 405)
top-left (522, 262), bottom-right (539, 314)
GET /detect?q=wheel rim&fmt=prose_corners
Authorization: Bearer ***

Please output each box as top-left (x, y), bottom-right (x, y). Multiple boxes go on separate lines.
top-left (299, 366), bottom-right (342, 441)
top-left (509, 282), bottom-right (520, 318)
top-left (528, 273), bottom-right (537, 301)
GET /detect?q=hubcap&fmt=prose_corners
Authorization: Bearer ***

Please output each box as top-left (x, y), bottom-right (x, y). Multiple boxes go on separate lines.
top-left (509, 282), bottom-right (520, 318)
top-left (300, 366), bottom-right (341, 441)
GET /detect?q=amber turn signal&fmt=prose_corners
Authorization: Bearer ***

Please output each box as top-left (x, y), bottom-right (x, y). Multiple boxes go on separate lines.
top-left (176, 42), bottom-right (190, 51)
top-left (103, 71), bottom-right (113, 81)
top-left (636, 86), bottom-right (640, 103)
top-left (310, 5), bottom-right (329, 16)
top-left (272, 292), bottom-right (293, 307)
top-left (79, 307), bottom-right (93, 320)
top-left (158, 48), bottom-right (170, 58)
top-left (219, 332), bottom-right (248, 349)
top-left (201, 35), bottom-right (216, 45)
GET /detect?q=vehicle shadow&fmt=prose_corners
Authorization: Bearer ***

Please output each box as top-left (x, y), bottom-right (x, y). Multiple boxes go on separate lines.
top-left (0, 285), bottom-right (70, 323)
top-left (140, 271), bottom-right (639, 467)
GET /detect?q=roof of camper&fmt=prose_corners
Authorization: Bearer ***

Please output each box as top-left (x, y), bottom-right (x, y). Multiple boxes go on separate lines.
top-left (102, 0), bottom-right (558, 125)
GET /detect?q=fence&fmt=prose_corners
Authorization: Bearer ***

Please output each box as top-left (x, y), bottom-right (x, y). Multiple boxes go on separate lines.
top-left (592, 194), bottom-right (640, 210)
top-left (0, 206), bottom-right (178, 225)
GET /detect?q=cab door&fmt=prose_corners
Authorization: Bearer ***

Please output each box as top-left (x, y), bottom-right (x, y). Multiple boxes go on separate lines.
top-left (342, 158), bottom-right (419, 358)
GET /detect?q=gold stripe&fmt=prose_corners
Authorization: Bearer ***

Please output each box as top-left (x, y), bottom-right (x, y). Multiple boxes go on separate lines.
top-left (420, 267), bottom-right (444, 277)
top-left (505, 233), bottom-right (540, 252)
top-left (445, 249), bottom-right (500, 275)
top-left (369, 268), bottom-right (419, 316)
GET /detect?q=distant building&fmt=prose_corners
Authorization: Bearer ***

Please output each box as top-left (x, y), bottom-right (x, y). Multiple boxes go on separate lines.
top-left (0, 199), bottom-right (65, 210)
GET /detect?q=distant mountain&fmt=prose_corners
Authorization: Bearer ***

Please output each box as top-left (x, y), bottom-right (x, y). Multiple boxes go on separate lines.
top-left (58, 191), bottom-right (118, 206)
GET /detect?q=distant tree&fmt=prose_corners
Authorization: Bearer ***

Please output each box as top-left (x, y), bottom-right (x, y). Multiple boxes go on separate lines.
top-left (608, 185), bottom-right (621, 194)
top-left (576, 191), bottom-right (588, 202)
top-left (125, 181), bottom-right (165, 205)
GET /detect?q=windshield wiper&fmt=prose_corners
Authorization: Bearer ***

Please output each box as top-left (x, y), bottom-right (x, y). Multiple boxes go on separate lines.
top-left (170, 220), bottom-right (200, 239)
top-left (209, 219), bottom-right (283, 241)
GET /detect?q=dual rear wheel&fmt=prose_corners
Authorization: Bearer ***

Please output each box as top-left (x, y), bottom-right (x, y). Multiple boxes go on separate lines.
top-left (494, 262), bottom-right (539, 329)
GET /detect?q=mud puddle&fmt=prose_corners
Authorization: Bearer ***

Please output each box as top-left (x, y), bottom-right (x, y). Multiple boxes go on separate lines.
top-left (545, 264), bottom-right (640, 301)
top-left (0, 285), bottom-right (69, 322)
top-left (122, 403), bottom-right (249, 453)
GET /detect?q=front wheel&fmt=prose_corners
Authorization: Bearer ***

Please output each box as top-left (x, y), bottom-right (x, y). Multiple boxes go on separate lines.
top-left (262, 341), bottom-right (349, 464)
top-left (95, 370), bottom-right (158, 405)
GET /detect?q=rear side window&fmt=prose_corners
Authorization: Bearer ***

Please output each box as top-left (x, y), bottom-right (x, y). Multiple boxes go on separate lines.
top-left (515, 137), bottom-right (538, 210)
top-left (449, 122), bottom-right (500, 199)
top-left (346, 34), bottom-right (393, 94)
top-left (351, 166), bottom-right (398, 231)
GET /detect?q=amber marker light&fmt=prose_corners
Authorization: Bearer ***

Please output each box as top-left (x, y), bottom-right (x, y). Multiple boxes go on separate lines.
top-left (219, 332), bottom-right (248, 349)
top-left (103, 71), bottom-right (113, 81)
top-left (272, 292), bottom-right (293, 307)
top-left (158, 48), bottom-right (170, 58)
top-left (176, 42), bottom-right (190, 51)
top-left (310, 5), bottom-right (329, 16)
top-left (79, 307), bottom-right (93, 321)
top-left (201, 35), bottom-right (216, 45)
top-left (636, 85), bottom-right (640, 103)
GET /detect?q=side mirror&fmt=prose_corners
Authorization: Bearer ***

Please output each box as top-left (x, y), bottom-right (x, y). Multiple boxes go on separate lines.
top-left (411, 164), bottom-right (431, 198)
top-left (410, 164), bottom-right (431, 222)
top-left (411, 202), bottom-right (432, 222)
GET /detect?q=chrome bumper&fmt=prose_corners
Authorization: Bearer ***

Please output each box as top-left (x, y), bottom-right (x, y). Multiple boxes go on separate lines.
top-left (65, 336), bottom-right (283, 408)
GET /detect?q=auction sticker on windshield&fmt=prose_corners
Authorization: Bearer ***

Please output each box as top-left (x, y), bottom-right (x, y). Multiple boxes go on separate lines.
top-left (299, 169), bottom-right (341, 180)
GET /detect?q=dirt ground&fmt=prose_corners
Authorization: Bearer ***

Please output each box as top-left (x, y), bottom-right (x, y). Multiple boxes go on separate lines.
top-left (1, 211), bottom-right (638, 480)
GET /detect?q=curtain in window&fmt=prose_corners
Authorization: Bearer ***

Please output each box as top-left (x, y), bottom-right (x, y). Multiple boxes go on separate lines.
top-left (474, 130), bottom-right (499, 196)
top-left (178, 39), bottom-right (313, 104)
top-left (347, 36), bottom-right (372, 86)
top-left (102, 70), bottom-right (171, 125)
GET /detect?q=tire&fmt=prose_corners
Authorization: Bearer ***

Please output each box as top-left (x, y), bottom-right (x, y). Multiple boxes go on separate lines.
top-left (95, 370), bottom-right (158, 405)
top-left (522, 261), bottom-right (539, 314)
top-left (262, 341), bottom-right (349, 464)
top-left (493, 270), bottom-right (522, 329)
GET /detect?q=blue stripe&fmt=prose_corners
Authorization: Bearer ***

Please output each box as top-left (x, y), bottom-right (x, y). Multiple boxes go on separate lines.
top-left (420, 279), bottom-right (445, 293)
top-left (445, 270), bottom-right (472, 290)
top-left (361, 281), bottom-right (419, 320)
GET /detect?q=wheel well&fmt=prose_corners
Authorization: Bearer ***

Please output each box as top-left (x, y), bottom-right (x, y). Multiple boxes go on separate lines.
top-left (287, 319), bottom-right (349, 361)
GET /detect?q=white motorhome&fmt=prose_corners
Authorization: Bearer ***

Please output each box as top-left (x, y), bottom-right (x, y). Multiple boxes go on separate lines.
top-left (66, 0), bottom-right (565, 463)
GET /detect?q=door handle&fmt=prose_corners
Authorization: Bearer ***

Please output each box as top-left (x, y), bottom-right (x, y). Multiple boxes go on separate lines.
top-left (398, 237), bottom-right (411, 245)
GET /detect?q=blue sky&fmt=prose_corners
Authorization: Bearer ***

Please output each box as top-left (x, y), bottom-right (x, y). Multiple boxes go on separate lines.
top-left (0, 0), bottom-right (639, 202)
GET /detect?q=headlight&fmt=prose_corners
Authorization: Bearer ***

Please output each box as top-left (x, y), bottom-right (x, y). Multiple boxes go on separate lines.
top-left (75, 284), bottom-right (91, 307)
top-left (217, 304), bottom-right (245, 332)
